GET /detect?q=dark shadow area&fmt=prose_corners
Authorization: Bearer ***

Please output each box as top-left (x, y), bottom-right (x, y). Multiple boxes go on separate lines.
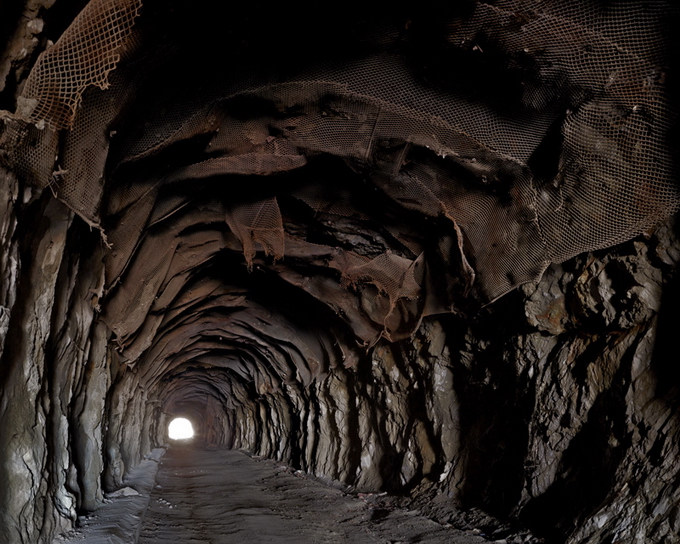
top-left (447, 293), bottom-right (533, 518)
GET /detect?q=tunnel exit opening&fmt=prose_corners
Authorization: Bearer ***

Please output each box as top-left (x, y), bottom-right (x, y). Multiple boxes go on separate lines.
top-left (168, 417), bottom-right (194, 441)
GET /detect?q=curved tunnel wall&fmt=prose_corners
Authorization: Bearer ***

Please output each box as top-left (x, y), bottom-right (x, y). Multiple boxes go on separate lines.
top-left (1, 1), bottom-right (680, 543)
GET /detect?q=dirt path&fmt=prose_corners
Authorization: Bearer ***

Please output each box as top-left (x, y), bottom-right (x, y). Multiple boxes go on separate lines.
top-left (58, 445), bottom-right (488, 543)
top-left (139, 446), bottom-right (486, 544)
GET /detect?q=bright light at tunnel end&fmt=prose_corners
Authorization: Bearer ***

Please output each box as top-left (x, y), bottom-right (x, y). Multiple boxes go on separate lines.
top-left (168, 417), bottom-right (194, 440)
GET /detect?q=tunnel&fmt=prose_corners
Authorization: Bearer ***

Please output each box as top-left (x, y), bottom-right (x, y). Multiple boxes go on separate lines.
top-left (1, 1), bottom-right (680, 542)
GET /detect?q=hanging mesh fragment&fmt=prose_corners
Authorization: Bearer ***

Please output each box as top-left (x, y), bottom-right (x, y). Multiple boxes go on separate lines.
top-left (225, 198), bottom-right (285, 270)
top-left (17, 0), bottom-right (142, 130)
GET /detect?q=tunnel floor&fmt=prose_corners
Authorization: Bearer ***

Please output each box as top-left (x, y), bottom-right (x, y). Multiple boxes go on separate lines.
top-left (58, 447), bottom-right (488, 543)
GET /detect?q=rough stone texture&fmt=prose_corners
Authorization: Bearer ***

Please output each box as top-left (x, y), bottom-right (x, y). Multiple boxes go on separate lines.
top-left (208, 221), bottom-right (680, 544)
top-left (0, 167), bottom-right (19, 361)
top-left (0, 2), bottom-right (679, 544)
top-left (0, 175), bottom-right (73, 543)
top-left (0, 0), bottom-right (55, 102)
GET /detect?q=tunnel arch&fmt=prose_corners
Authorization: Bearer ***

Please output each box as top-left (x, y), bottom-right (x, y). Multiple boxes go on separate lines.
top-left (1, 1), bottom-right (679, 543)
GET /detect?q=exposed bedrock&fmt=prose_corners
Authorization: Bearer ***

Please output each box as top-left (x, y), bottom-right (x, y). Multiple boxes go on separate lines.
top-left (1, 1), bottom-right (680, 543)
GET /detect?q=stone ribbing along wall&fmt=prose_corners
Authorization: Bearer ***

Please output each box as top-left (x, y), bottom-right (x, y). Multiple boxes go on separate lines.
top-left (0, 168), bottom-right (163, 543)
top-left (0, 168), bottom-right (77, 543)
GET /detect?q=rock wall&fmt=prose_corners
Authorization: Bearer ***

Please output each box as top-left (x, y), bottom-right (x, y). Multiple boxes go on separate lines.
top-left (0, 170), bottom-right (164, 543)
top-left (0, 168), bottom-right (76, 543)
top-left (202, 220), bottom-right (680, 543)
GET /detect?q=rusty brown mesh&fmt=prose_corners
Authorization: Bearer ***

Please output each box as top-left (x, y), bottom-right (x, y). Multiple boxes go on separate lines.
top-left (4, 0), bottom-right (679, 307)
top-left (56, 72), bottom-right (138, 225)
top-left (17, 0), bottom-right (141, 131)
top-left (329, 251), bottom-right (423, 341)
top-left (225, 198), bottom-right (285, 270)
top-left (450, 0), bottom-right (678, 269)
top-left (333, 252), bottom-right (421, 301)
top-left (4, 0), bottom-right (142, 228)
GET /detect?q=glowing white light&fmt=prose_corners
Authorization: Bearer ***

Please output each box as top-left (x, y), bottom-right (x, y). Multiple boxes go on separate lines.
top-left (168, 417), bottom-right (194, 440)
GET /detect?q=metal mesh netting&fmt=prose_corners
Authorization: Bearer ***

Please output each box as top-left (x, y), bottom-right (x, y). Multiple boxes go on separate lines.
top-left (459, 0), bottom-right (678, 263)
top-left (17, 0), bottom-right (141, 130)
top-left (225, 198), bottom-right (286, 270)
top-left (3, 0), bottom-right (142, 226)
top-left (3, 0), bottom-right (678, 313)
